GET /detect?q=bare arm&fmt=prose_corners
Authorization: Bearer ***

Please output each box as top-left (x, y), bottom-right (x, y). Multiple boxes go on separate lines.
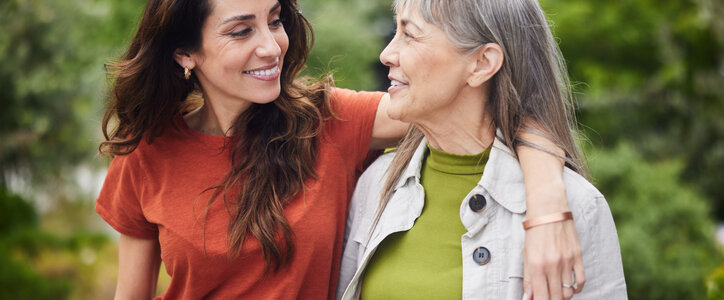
top-left (517, 129), bottom-right (568, 217)
top-left (517, 130), bottom-right (585, 300)
top-left (115, 234), bottom-right (162, 300)
top-left (370, 93), bottom-right (409, 150)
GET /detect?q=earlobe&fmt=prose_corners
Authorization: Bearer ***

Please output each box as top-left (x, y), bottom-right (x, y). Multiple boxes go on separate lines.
top-left (467, 43), bottom-right (504, 88)
top-left (173, 49), bottom-right (196, 70)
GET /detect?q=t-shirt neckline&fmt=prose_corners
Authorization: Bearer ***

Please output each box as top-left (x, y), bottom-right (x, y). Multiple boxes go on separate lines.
top-left (173, 113), bottom-right (230, 146)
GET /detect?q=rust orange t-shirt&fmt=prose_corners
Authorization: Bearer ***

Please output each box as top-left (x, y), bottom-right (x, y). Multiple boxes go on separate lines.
top-left (96, 88), bottom-right (383, 299)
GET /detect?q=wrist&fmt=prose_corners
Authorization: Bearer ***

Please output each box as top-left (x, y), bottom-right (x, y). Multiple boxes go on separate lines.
top-left (522, 211), bottom-right (573, 230)
top-left (525, 180), bottom-right (569, 218)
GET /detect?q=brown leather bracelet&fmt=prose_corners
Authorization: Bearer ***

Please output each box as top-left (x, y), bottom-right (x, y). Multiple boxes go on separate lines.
top-left (522, 211), bottom-right (573, 230)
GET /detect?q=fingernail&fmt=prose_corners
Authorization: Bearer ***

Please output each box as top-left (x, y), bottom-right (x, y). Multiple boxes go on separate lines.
top-left (521, 292), bottom-right (528, 300)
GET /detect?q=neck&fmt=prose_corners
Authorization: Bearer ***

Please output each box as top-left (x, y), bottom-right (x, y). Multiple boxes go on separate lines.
top-left (183, 90), bottom-right (252, 136)
top-left (416, 87), bottom-right (495, 154)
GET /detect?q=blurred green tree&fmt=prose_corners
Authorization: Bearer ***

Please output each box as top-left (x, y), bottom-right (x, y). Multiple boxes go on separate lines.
top-left (0, 186), bottom-right (71, 299)
top-left (0, 185), bottom-right (112, 299)
top-left (0, 1), bottom-right (143, 298)
top-left (0, 0), bottom-right (146, 189)
top-left (301, 0), bottom-right (391, 91)
top-left (540, 0), bottom-right (724, 217)
top-left (710, 262), bottom-right (724, 300)
top-left (589, 143), bottom-right (720, 299)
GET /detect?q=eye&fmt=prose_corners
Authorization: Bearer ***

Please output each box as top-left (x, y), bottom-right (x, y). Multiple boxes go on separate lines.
top-left (269, 17), bottom-right (285, 29)
top-left (230, 27), bottom-right (252, 38)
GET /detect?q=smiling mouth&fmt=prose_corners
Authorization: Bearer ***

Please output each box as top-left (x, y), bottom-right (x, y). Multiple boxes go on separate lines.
top-left (243, 65), bottom-right (280, 76)
top-left (391, 79), bottom-right (408, 86)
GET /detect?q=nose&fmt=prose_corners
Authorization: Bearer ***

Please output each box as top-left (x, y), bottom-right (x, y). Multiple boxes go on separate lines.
top-left (255, 28), bottom-right (282, 59)
top-left (379, 38), bottom-right (399, 67)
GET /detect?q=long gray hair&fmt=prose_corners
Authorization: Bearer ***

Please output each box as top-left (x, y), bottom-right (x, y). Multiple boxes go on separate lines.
top-left (373, 0), bottom-right (586, 238)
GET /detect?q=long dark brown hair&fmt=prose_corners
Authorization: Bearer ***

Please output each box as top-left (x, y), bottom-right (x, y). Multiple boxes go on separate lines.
top-left (101, 0), bottom-right (333, 270)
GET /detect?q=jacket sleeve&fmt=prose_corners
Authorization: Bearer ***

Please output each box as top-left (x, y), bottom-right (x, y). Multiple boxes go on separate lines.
top-left (575, 195), bottom-right (628, 300)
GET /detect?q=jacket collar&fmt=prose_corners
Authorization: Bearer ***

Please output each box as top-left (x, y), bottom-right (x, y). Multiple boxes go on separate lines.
top-left (393, 138), bottom-right (429, 191)
top-left (479, 134), bottom-right (527, 214)
top-left (394, 132), bottom-right (527, 214)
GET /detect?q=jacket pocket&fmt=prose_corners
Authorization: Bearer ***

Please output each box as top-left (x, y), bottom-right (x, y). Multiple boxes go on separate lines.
top-left (506, 274), bottom-right (524, 300)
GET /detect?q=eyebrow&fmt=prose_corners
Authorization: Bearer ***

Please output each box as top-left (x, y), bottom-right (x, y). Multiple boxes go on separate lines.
top-left (399, 18), bottom-right (422, 31)
top-left (220, 2), bottom-right (282, 26)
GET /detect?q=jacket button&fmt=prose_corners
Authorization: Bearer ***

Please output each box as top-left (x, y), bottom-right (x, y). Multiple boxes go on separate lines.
top-left (469, 194), bottom-right (487, 212)
top-left (473, 247), bottom-right (491, 265)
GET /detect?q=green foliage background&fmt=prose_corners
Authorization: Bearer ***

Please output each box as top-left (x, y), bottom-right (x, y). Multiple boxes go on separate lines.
top-left (0, 0), bottom-right (722, 298)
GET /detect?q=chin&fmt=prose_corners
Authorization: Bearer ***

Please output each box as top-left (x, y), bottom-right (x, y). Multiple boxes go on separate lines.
top-left (253, 89), bottom-right (282, 104)
top-left (386, 108), bottom-right (404, 122)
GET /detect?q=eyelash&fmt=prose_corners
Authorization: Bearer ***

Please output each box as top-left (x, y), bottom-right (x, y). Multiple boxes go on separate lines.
top-left (270, 18), bottom-right (285, 28)
top-left (394, 29), bottom-right (414, 40)
top-left (229, 18), bottom-right (285, 38)
top-left (230, 28), bottom-right (252, 38)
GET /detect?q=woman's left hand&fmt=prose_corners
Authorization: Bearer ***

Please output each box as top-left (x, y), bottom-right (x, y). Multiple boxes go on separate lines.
top-left (522, 216), bottom-right (585, 300)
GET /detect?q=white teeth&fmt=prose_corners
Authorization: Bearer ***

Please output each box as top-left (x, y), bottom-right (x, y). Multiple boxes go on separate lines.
top-left (244, 66), bottom-right (279, 76)
top-left (391, 80), bottom-right (406, 86)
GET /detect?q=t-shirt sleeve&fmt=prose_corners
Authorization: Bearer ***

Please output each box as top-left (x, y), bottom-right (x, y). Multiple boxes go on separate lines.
top-left (327, 88), bottom-right (384, 171)
top-left (95, 153), bottom-right (158, 239)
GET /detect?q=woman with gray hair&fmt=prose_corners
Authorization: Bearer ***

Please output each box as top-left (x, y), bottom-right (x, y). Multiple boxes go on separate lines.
top-left (336, 0), bottom-right (627, 299)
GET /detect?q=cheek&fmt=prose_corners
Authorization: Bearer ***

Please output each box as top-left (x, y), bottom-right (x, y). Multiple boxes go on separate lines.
top-left (276, 31), bottom-right (290, 58)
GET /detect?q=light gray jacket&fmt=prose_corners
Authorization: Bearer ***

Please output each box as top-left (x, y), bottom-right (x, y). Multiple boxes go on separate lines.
top-left (337, 136), bottom-right (627, 300)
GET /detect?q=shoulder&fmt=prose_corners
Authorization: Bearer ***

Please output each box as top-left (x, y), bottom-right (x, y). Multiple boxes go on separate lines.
top-left (106, 141), bottom-right (154, 183)
top-left (330, 87), bottom-right (383, 101)
top-left (560, 168), bottom-right (616, 239)
top-left (562, 169), bottom-right (604, 203)
top-left (329, 87), bottom-right (384, 115)
top-left (561, 169), bottom-right (605, 212)
top-left (561, 169), bottom-right (627, 297)
top-left (109, 127), bottom-right (182, 173)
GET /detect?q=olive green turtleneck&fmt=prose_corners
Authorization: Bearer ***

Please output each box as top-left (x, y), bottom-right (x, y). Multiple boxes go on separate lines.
top-left (361, 144), bottom-right (491, 299)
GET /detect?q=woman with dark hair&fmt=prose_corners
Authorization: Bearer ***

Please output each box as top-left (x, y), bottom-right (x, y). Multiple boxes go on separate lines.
top-left (96, 0), bottom-right (583, 299)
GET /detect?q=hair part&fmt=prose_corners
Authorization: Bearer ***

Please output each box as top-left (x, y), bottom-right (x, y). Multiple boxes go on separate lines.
top-left (101, 0), bottom-right (333, 271)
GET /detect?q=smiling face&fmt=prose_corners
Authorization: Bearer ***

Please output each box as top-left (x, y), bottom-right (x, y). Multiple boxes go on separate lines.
top-left (379, 5), bottom-right (475, 124)
top-left (181, 0), bottom-right (289, 111)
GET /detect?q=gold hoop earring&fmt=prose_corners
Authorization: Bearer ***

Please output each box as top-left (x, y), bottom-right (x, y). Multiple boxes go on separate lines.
top-left (184, 67), bottom-right (192, 80)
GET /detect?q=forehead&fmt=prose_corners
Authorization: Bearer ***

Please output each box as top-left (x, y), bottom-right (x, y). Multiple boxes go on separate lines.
top-left (208, 0), bottom-right (280, 17)
top-left (394, 0), bottom-right (430, 25)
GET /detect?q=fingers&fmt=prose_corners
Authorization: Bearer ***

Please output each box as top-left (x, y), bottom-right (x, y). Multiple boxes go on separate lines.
top-left (523, 219), bottom-right (586, 300)
top-left (522, 290), bottom-right (533, 300)
top-left (532, 271), bottom-right (550, 300)
top-left (573, 255), bottom-right (586, 294)
top-left (561, 269), bottom-right (574, 300)
top-left (546, 264), bottom-right (563, 300)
